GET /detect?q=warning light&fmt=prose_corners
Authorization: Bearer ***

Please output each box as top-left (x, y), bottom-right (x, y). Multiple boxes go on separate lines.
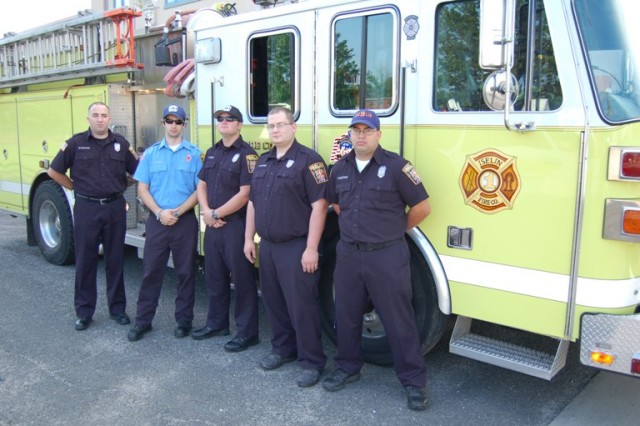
top-left (590, 351), bottom-right (615, 365)
top-left (621, 151), bottom-right (640, 178)
top-left (632, 355), bottom-right (640, 375)
top-left (623, 209), bottom-right (640, 235)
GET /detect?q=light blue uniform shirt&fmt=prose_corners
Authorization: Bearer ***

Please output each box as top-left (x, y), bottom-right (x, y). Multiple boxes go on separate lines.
top-left (133, 138), bottom-right (203, 210)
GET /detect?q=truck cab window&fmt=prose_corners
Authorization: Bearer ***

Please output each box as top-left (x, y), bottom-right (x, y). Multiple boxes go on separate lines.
top-left (434, 0), bottom-right (562, 112)
top-left (575, 0), bottom-right (640, 123)
top-left (249, 31), bottom-right (296, 119)
top-left (332, 11), bottom-right (397, 113)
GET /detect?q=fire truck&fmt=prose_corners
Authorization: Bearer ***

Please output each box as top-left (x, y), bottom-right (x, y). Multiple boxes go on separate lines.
top-left (1, 0), bottom-right (638, 379)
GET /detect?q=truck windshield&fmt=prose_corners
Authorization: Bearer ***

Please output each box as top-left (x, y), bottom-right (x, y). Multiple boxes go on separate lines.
top-left (574, 0), bottom-right (640, 123)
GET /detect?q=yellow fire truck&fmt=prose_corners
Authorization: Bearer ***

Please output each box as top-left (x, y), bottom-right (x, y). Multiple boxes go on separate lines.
top-left (1, 0), bottom-right (638, 379)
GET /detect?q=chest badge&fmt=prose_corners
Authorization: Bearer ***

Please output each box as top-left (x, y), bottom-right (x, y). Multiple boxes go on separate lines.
top-left (232, 153), bottom-right (240, 163)
top-left (185, 154), bottom-right (192, 162)
top-left (114, 143), bottom-right (121, 152)
top-left (286, 159), bottom-right (295, 168)
top-left (459, 149), bottom-right (521, 214)
top-left (377, 166), bottom-right (387, 178)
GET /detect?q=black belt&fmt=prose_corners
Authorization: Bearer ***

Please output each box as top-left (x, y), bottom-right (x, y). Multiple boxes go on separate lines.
top-left (344, 237), bottom-right (405, 252)
top-left (75, 193), bottom-right (122, 205)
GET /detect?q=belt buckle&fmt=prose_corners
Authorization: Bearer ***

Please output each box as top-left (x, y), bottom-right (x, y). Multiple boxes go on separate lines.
top-left (99, 198), bottom-right (109, 205)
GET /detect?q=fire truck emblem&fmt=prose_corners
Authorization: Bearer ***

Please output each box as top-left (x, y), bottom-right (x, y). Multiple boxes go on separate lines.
top-left (459, 149), bottom-right (521, 214)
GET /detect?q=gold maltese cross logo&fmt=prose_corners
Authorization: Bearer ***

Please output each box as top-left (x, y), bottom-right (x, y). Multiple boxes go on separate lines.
top-left (459, 149), bottom-right (521, 214)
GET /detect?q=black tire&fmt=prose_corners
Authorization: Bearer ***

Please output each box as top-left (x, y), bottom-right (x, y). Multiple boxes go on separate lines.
top-left (319, 211), bottom-right (447, 366)
top-left (32, 181), bottom-right (75, 265)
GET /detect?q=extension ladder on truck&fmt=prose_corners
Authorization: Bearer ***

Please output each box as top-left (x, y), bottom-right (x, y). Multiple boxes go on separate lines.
top-left (0, 7), bottom-right (142, 89)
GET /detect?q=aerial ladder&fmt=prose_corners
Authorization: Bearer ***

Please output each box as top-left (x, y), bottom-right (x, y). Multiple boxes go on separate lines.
top-left (0, 7), bottom-right (142, 89)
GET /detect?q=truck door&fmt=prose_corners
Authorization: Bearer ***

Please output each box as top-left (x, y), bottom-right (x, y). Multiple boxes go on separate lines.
top-left (424, 0), bottom-right (584, 338)
top-left (0, 98), bottom-right (23, 210)
top-left (194, 9), bottom-right (316, 150)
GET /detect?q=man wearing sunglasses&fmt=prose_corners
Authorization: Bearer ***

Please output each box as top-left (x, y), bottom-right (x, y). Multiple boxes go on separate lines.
top-left (323, 109), bottom-right (432, 411)
top-left (193, 106), bottom-right (260, 352)
top-left (127, 104), bottom-right (203, 342)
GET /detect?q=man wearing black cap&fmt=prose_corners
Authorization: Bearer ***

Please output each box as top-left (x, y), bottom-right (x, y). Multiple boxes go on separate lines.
top-left (193, 105), bottom-right (260, 352)
top-left (323, 109), bottom-right (432, 411)
top-left (127, 104), bottom-right (203, 341)
top-left (48, 102), bottom-right (138, 331)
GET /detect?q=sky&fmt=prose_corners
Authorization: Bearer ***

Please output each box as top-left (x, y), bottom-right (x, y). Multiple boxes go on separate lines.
top-left (0, 0), bottom-right (92, 35)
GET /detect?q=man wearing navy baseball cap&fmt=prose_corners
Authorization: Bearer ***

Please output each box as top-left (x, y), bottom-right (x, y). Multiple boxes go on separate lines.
top-left (349, 108), bottom-right (380, 129)
top-left (324, 108), bottom-right (432, 411)
top-left (128, 104), bottom-right (202, 342)
top-left (162, 104), bottom-right (187, 122)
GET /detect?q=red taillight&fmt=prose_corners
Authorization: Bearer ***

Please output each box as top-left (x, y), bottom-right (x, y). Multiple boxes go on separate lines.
top-left (632, 357), bottom-right (640, 375)
top-left (621, 151), bottom-right (640, 178)
top-left (623, 209), bottom-right (640, 235)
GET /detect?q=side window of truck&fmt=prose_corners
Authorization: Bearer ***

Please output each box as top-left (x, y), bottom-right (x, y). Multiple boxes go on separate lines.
top-left (434, 0), bottom-right (562, 112)
top-left (331, 10), bottom-right (398, 114)
top-left (249, 31), bottom-right (296, 119)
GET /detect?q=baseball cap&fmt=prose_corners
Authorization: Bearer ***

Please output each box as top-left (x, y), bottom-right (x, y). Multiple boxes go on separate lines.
top-left (350, 109), bottom-right (380, 130)
top-left (214, 105), bottom-right (243, 122)
top-left (163, 104), bottom-right (187, 121)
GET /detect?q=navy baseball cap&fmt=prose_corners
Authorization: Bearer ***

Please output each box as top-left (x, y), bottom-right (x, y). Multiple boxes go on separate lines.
top-left (163, 104), bottom-right (187, 121)
top-left (214, 105), bottom-right (243, 122)
top-left (350, 109), bottom-right (380, 130)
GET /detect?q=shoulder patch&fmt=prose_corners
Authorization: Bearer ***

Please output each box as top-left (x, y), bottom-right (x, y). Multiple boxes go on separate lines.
top-left (309, 162), bottom-right (328, 184)
top-left (246, 154), bottom-right (259, 173)
top-left (60, 142), bottom-right (68, 152)
top-left (402, 162), bottom-right (422, 185)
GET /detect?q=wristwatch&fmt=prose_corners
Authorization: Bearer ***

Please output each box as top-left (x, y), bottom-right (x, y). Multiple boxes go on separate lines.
top-left (211, 210), bottom-right (220, 220)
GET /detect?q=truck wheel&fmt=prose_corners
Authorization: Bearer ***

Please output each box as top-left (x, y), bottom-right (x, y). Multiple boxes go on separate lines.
top-left (32, 181), bottom-right (74, 265)
top-left (319, 212), bottom-right (447, 366)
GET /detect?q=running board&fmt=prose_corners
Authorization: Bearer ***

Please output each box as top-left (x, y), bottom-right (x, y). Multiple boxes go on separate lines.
top-left (449, 316), bottom-right (569, 380)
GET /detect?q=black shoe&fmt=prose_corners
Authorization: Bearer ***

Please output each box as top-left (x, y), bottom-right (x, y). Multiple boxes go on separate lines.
top-left (127, 324), bottom-right (152, 342)
top-left (258, 353), bottom-right (296, 371)
top-left (297, 369), bottom-right (322, 388)
top-left (109, 312), bottom-right (131, 325)
top-left (322, 369), bottom-right (361, 392)
top-left (224, 335), bottom-right (259, 353)
top-left (75, 318), bottom-right (92, 331)
top-left (174, 321), bottom-right (192, 338)
top-left (405, 386), bottom-right (429, 411)
top-left (191, 326), bottom-right (230, 340)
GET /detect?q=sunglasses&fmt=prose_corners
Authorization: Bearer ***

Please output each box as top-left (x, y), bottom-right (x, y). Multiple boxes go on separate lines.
top-left (164, 119), bottom-right (184, 125)
top-left (216, 116), bottom-right (238, 122)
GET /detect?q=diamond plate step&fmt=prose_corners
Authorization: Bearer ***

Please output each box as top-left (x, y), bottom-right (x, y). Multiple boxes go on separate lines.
top-left (450, 316), bottom-right (569, 380)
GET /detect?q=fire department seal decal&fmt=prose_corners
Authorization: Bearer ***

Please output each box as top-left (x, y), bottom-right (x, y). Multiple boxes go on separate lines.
top-left (459, 149), bottom-right (521, 214)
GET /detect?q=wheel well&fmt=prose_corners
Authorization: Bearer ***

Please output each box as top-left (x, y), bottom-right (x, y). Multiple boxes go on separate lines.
top-left (406, 227), bottom-right (451, 315)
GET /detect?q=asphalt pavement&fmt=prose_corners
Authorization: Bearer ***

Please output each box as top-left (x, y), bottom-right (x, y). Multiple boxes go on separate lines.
top-left (1, 211), bottom-right (638, 425)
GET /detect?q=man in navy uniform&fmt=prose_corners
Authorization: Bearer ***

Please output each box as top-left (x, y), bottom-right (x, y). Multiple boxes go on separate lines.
top-left (244, 106), bottom-right (328, 388)
top-left (193, 105), bottom-right (260, 352)
top-left (127, 104), bottom-right (202, 341)
top-left (322, 109), bottom-right (432, 411)
top-left (48, 102), bottom-right (138, 331)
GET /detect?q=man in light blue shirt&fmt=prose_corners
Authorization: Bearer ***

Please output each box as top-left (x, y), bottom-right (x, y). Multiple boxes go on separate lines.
top-left (128, 104), bottom-right (203, 341)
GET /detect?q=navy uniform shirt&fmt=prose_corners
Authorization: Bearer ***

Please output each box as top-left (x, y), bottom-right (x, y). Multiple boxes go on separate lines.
top-left (327, 145), bottom-right (428, 244)
top-left (249, 140), bottom-right (328, 243)
top-left (198, 136), bottom-right (258, 214)
top-left (50, 129), bottom-right (138, 197)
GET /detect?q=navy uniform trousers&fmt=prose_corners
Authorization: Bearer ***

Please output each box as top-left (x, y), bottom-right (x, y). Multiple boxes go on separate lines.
top-left (333, 239), bottom-right (427, 388)
top-left (259, 237), bottom-right (326, 371)
top-left (73, 196), bottom-right (127, 320)
top-left (203, 217), bottom-right (258, 338)
top-left (135, 212), bottom-right (198, 327)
